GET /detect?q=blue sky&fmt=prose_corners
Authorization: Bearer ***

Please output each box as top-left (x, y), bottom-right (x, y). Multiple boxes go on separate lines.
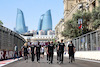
top-left (0, 0), bottom-right (64, 31)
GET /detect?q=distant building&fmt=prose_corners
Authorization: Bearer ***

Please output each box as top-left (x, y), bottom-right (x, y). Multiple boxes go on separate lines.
top-left (39, 30), bottom-right (45, 35)
top-left (33, 30), bottom-right (37, 35)
top-left (47, 30), bottom-right (55, 35)
top-left (31, 35), bottom-right (55, 42)
top-left (38, 10), bottom-right (52, 34)
top-left (38, 14), bottom-right (44, 32)
top-left (14, 9), bottom-right (28, 34)
top-left (55, 19), bottom-right (65, 41)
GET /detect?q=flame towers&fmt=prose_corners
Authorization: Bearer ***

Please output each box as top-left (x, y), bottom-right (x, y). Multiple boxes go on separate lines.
top-left (38, 10), bottom-right (52, 34)
top-left (14, 9), bottom-right (28, 34)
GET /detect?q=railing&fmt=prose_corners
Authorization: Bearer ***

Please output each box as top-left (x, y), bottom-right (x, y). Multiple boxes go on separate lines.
top-left (67, 29), bottom-right (100, 51)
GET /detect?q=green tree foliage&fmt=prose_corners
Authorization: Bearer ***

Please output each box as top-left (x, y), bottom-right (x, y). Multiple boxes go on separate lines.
top-left (0, 20), bottom-right (3, 25)
top-left (62, 19), bottom-right (82, 38)
top-left (62, 10), bottom-right (92, 38)
top-left (93, 19), bottom-right (100, 29)
top-left (92, 6), bottom-right (100, 29)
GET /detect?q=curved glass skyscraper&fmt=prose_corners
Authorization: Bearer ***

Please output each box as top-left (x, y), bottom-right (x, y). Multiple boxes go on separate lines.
top-left (42, 10), bottom-right (52, 32)
top-left (38, 14), bottom-right (44, 32)
top-left (14, 9), bottom-right (28, 34)
top-left (38, 10), bottom-right (52, 34)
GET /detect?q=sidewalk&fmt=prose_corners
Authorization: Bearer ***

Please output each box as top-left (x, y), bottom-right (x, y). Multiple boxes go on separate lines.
top-left (0, 58), bottom-right (22, 67)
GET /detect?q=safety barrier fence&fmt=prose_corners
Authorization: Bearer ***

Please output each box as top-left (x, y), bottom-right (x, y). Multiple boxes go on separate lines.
top-left (68, 30), bottom-right (100, 51)
top-left (0, 51), bottom-right (22, 61)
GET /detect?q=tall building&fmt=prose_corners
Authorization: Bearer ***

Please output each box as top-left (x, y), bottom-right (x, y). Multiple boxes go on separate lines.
top-left (38, 14), bottom-right (44, 32)
top-left (42, 10), bottom-right (52, 32)
top-left (38, 10), bottom-right (52, 34)
top-left (14, 9), bottom-right (28, 34)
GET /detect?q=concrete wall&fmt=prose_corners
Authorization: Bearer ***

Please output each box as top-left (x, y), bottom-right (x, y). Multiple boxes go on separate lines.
top-left (74, 51), bottom-right (100, 60)
top-left (53, 51), bottom-right (100, 60)
top-left (0, 25), bottom-right (25, 51)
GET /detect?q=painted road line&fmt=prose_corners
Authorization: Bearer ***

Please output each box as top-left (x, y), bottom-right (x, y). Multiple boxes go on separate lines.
top-left (0, 58), bottom-right (23, 67)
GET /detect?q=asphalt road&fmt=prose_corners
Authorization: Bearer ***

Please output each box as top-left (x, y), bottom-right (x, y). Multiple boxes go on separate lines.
top-left (3, 56), bottom-right (100, 67)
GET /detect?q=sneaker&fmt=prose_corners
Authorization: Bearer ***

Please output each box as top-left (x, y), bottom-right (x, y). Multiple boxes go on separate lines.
top-left (73, 59), bottom-right (75, 62)
top-left (59, 61), bottom-right (61, 64)
top-left (61, 61), bottom-right (63, 64)
top-left (38, 61), bottom-right (40, 63)
top-left (49, 61), bottom-right (51, 64)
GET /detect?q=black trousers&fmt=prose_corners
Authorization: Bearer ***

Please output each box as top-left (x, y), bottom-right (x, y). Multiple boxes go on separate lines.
top-left (57, 51), bottom-right (59, 60)
top-left (24, 52), bottom-right (28, 60)
top-left (31, 53), bottom-right (35, 61)
top-left (69, 53), bottom-right (74, 60)
top-left (49, 52), bottom-right (53, 63)
top-left (36, 52), bottom-right (40, 62)
top-left (47, 54), bottom-right (49, 61)
top-left (59, 52), bottom-right (64, 62)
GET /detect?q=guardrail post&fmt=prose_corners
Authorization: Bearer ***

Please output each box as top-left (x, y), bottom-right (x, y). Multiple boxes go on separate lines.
top-left (96, 32), bottom-right (99, 50)
top-left (90, 33), bottom-right (93, 51)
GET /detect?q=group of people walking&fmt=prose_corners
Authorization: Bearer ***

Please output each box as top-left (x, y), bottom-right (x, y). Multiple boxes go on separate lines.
top-left (21, 39), bottom-right (75, 64)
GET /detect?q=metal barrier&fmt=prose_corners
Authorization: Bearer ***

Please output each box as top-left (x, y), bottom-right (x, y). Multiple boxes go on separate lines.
top-left (71, 30), bottom-right (100, 51)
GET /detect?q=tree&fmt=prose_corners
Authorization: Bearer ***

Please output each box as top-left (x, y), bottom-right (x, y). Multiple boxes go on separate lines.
top-left (0, 20), bottom-right (3, 25)
top-left (92, 6), bottom-right (100, 30)
top-left (93, 19), bottom-right (100, 29)
top-left (62, 19), bottom-right (82, 38)
top-left (62, 10), bottom-right (92, 38)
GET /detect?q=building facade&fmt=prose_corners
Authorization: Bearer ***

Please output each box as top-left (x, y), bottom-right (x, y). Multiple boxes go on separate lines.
top-left (31, 35), bottom-right (55, 42)
top-left (38, 10), bottom-right (52, 34)
top-left (14, 9), bottom-right (28, 34)
top-left (47, 30), bottom-right (55, 35)
top-left (64, 0), bottom-right (99, 22)
top-left (38, 14), bottom-right (44, 32)
top-left (39, 30), bottom-right (45, 35)
top-left (55, 0), bottom-right (99, 42)
top-left (55, 19), bottom-right (65, 41)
